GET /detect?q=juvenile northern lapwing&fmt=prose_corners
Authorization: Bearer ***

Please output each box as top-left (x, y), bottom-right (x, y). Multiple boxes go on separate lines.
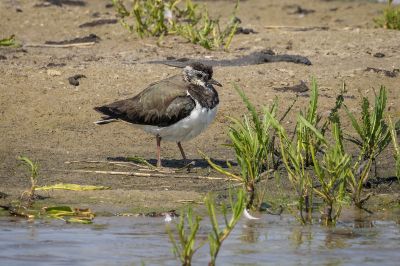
top-left (94, 62), bottom-right (222, 167)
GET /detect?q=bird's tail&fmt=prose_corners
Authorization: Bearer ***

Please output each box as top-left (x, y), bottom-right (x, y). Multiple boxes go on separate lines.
top-left (94, 106), bottom-right (119, 125)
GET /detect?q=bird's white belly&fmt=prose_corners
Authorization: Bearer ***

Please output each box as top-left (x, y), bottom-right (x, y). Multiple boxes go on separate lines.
top-left (139, 101), bottom-right (218, 142)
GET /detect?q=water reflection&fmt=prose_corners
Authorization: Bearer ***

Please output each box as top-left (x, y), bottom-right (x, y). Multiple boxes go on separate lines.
top-left (323, 228), bottom-right (350, 249)
top-left (240, 220), bottom-right (262, 243)
top-left (289, 226), bottom-right (313, 249)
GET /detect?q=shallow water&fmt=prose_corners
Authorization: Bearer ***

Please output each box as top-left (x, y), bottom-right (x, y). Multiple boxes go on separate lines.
top-left (1, 212), bottom-right (399, 266)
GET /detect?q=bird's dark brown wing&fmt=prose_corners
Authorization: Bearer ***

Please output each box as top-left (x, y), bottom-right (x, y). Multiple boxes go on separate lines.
top-left (94, 75), bottom-right (196, 127)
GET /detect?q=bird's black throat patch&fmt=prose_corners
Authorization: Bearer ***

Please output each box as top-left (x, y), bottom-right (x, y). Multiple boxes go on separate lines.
top-left (188, 84), bottom-right (219, 110)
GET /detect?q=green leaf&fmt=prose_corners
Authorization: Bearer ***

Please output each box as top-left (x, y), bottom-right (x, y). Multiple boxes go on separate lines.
top-left (298, 115), bottom-right (327, 144)
top-left (0, 35), bottom-right (16, 47)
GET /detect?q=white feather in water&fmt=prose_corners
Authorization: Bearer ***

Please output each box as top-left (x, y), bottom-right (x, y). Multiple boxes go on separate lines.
top-left (243, 209), bottom-right (260, 220)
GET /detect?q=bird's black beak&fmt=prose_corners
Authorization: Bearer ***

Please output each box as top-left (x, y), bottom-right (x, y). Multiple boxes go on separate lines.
top-left (209, 78), bottom-right (222, 87)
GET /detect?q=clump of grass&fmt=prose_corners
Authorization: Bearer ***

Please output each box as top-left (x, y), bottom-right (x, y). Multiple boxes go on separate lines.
top-left (167, 189), bottom-right (245, 265)
top-left (374, 0), bottom-right (400, 30)
top-left (307, 116), bottom-right (351, 225)
top-left (206, 189), bottom-right (245, 266)
top-left (172, 1), bottom-right (240, 50)
top-left (297, 78), bottom-right (331, 166)
top-left (113, 0), bottom-right (172, 37)
top-left (112, 0), bottom-right (240, 49)
top-left (200, 85), bottom-right (277, 210)
top-left (18, 156), bottom-right (39, 206)
top-left (344, 86), bottom-right (391, 207)
top-left (266, 80), bottom-right (347, 224)
top-left (167, 206), bottom-right (202, 266)
top-left (267, 112), bottom-right (314, 224)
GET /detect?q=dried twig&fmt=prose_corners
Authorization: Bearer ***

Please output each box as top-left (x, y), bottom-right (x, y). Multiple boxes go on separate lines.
top-left (68, 169), bottom-right (230, 181)
top-left (264, 25), bottom-right (329, 31)
top-left (65, 160), bottom-right (143, 168)
top-left (64, 160), bottom-right (175, 173)
top-left (176, 199), bottom-right (204, 204)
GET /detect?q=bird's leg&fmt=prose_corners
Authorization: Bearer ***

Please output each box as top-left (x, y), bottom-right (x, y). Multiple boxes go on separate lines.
top-left (177, 142), bottom-right (195, 172)
top-left (177, 142), bottom-right (187, 160)
top-left (156, 135), bottom-right (162, 168)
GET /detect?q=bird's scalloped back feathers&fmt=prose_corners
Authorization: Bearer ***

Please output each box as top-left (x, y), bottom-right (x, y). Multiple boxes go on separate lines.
top-left (189, 62), bottom-right (213, 78)
top-left (93, 76), bottom-right (197, 127)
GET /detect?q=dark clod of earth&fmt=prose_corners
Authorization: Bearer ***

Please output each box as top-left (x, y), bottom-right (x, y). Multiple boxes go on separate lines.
top-left (35, 0), bottom-right (86, 7)
top-left (373, 52), bottom-right (385, 58)
top-left (236, 27), bottom-right (257, 34)
top-left (274, 80), bottom-right (309, 93)
top-left (79, 19), bottom-right (118, 28)
top-left (285, 5), bottom-right (315, 15)
top-left (149, 49), bottom-right (312, 68)
top-left (136, 210), bottom-right (179, 218)
top-left (46, 62), bottom-right (66, 68)
top-left (365, 67), bottom-right (399, 78)
top-left (68, 74), bottom-right (86, 86)
top-left (45, 34), bottom-right (100, 45)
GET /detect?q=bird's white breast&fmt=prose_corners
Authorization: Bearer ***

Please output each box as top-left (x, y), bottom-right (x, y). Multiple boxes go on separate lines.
top-left (139, 99), bottom-right (218, 142)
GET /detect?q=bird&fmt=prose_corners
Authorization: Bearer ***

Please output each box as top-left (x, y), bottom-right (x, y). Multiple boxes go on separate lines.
top-left (94, 62), bottom-right (222, 167)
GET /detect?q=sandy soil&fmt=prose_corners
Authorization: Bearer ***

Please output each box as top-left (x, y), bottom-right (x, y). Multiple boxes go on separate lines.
top-left (1, 0), bottom-right (399, 214)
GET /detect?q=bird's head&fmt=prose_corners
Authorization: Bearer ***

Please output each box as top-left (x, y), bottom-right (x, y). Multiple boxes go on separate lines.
top-left (183, 62), bottom-right (222, 87)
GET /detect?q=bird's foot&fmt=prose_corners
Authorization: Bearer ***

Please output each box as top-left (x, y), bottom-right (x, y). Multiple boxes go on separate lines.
top-left (176, 160), bottom-right (196, 173)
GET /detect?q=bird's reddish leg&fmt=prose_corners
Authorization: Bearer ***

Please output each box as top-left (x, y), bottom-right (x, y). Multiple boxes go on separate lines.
top-left (177, 142), bottom-right (187, 160)
top-left (156, 135), bottom-right (162, 167)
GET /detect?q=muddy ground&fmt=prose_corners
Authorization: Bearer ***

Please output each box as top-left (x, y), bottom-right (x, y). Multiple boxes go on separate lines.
top-left (0, 0), bottom-right (399, 214)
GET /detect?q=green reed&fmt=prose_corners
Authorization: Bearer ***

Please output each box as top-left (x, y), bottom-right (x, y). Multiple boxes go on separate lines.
top-left (374, 0), bottom-right (400, 30)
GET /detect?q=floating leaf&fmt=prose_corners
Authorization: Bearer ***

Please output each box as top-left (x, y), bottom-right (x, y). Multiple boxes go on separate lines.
top-left (35, 183), bottom-right (110, 191)
top-left (43, 206), bottom-right (95, 224)
top-left (66, 217), bottom-right (93, 224)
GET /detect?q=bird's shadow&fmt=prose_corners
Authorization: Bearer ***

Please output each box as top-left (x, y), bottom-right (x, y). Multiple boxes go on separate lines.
top-left (107, 156), bottom-right (237, 169)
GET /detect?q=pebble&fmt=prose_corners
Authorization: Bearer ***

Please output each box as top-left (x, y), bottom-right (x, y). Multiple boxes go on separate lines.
top-left (47, 69), bottom-right (61, 76)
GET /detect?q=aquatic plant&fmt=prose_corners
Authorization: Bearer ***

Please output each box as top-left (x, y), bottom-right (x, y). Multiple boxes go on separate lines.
top-left (267, 112), bottom-right (314, 224)
top-left (18, 156), bottom-right (39, 205)
top-left (167, 206), bottom-right (202, 266)
top-left (200, 85), bottom-right (277, 209)
top-left (112, 0), bottom-right (239, 49)
top-left (204, 79), bottom-right (394, 224)
top-left (167, 189), bottom-right (244, 265)
top-left (307, 116), bottom-right (351, 225)
top-left (206, 189), bottom-right (245, 266)
top-left (374, 0), bottom-right (400, 30)
top-left (297, 78), bottom-right (323, 166)
top-left (344, 86), bottom-right (391, 207)
top-left (269, 98), bottom-right (350, 224)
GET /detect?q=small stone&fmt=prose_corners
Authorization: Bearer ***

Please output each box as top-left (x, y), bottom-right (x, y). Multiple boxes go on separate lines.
top-left (259, 202), bottom-right (272, 211)
top-left (373, 52), bottom-right (385, 58)
top-left (46, 69), bottom-right (61, 76)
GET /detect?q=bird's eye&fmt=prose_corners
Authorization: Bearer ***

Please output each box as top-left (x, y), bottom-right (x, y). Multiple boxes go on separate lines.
top-left (196, 73), bottom-right (202, 79)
